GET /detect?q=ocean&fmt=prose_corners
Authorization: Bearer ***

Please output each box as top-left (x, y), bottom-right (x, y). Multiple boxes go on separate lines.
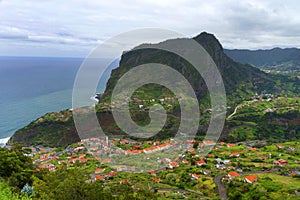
top-left (0, 56), bottom-right (117, 144)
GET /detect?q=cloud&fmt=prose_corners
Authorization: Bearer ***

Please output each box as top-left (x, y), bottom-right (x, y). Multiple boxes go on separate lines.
top-left (1, 0), bottom-right (300, 56)
top-left (0, 25), bottom-right (29, 39)
top-left (26, 35), bottom-right (100, 46)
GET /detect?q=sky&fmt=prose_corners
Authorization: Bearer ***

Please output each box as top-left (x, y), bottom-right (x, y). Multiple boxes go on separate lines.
top-left (1, 0), bottom-right (300, 57)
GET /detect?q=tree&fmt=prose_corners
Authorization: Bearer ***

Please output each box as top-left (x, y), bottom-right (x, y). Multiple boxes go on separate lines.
top-left (0, 145), bottom-right (34, 189)
top-left (0, 181), bottom-right (30, 200)
top-left (193, 142), bottom-right (199, 149)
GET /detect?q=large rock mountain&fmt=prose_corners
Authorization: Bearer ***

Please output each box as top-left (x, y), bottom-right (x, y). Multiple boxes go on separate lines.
top-left (103, 32), bottom-right (299, 103)
top-left (8, 32), bottom-right (300, 147)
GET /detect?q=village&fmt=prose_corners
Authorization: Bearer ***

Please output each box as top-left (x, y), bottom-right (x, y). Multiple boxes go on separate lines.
top-left (30, 135), bottom-right (300, 198)
top-left (24, 94), bottom-right (300, 198)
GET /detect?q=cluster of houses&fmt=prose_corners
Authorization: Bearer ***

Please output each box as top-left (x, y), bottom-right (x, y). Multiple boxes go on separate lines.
top-left (252, 93), bottom-right (274, 102)
top-left (277, 144), bottom-right (296, 151)
top-left (34, 150), bottom-right (101, 172)
top-left (118, 139), bottom-right (177, 155)
top-left (90, 169), bottom-right (119, 182)
top-left (229, 93), bottom-right (277, 115)
top-left (98, 96), bottom-right (179, 111)
top-left (30, 136), bottom-right (300, 193)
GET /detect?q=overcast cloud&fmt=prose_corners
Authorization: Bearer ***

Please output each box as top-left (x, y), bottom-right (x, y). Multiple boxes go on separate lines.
top-left (0, 0), bottom-right (300, 57)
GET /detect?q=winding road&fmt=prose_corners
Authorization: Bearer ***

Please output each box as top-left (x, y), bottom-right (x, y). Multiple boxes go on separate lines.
top-left (227, 103), bottom-right (243, 120)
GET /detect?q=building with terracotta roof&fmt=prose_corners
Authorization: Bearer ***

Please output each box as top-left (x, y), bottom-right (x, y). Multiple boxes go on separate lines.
top-left (191, 174), bottom-right (202, 180)
top-left (231, 152), bottom-right (240, 157)
top-left (79, 158), bottom-right (89, 163)
top-left (277, 144), bottom-right (284, 149)
top-left (95, 175), bottom-right (104, 181)
top-left (120, 139), bottom-right (129, 144)
top-left (196, 158), bottom-right (206, 166)
top-left (203, 140), bottom-right (216, 146)
top-left (227, 143), bottom-right (236, 148)
top-left (184, 140), bottom-right (195, 145)
top-left (119, 179), bottom-right (129, 184)
top-left (208, 154), bottom-right (215, 158)
top-left (274, 159), bottom-right (288, 166)
top-left (69, 158), bottom-right (79, 164)
top-left (227, 166), bottom-right (235, 170)
top-left (106, 171), bottom-right (118, 177)
top-left (125, 149), bottom-right (143, 155)
top-left (95, 168), bottom-right (103, 174)
top-left (94, 157), bottom-right (101, 161)
top-left (244, 175), bottom-right (258, 183)
top-left (168, 161), bottom-right (179, 169)
top-left (148, 170), bottom-right (156, 175)
top-left (188, 147), bottom-right (195, 152)
top-left (182, 159), bottom-right (188, 164)
top-left (102, 158), bottom-right (112, 163)
top-left (228, 172), bottom-right (240, 179)
top-left (288, 146), bottom-right (295, 151)
top-left (152, 178), bottom-right (160, 182)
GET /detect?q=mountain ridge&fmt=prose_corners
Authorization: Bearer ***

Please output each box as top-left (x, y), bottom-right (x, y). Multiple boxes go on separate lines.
top-left (103, 32), bottom-right (299, 103)
top-left (224, 47), bottom-right (300, 71)
top-left (8, 32), bottom-right (300, 147)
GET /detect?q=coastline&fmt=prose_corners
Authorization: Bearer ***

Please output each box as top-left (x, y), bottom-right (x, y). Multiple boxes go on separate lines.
top-left (0, 136), bottom-right (10, 147)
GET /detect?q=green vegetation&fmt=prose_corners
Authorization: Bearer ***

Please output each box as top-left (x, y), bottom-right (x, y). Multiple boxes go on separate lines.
top-left (0, 145), bottom-right (34, 199)
top-left (0, 145), bottom-right (34, 189)
top-left (224, 47), bottom-right (300, 72)
top-left (32, 169), bottom-right (159, 200)
top-left (0, 181), bottom-right (30, 200)
top-left (224, 96), bottom-right (300, 142)
top-left (8, 110), bottom-right (79, 147)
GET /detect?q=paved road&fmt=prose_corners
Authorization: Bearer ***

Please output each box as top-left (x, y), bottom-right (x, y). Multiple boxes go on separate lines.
top-left (227, 105), bottom-right (240, 119)
top-left (214, 169), bottom-right (278, 199)
top-left (214, 174), bottom-right (228, 199)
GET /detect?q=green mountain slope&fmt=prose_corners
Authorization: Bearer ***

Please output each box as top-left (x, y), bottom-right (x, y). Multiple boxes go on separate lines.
top-left (223, 97), bottom-right (300, 142)
top-left (8, 32), bottom-right (300, 147)
top-left (224, 48), bottom-right (300, 71)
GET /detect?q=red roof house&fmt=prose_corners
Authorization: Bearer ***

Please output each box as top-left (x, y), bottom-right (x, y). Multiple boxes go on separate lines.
top-left (182, 159), bottom-right (188, 164)
top-left (95, 175), bottom-right (104, 181)
top-left (95, 168), bottom-right (103, 174)
top-left (244, 175), bottom-right (258, 183)
top-left (191, 173), bottom-right (202, 180)
top-left (231, 152), bottom-right (240, 157)
top-left (196, 158), bottom-right (206, 166)
top-left (228, 172), bottom-right (240, 179)
top-left (227, 143), bottom-right (236, 148)
top-left (168, 161), bottom-right (179, 169)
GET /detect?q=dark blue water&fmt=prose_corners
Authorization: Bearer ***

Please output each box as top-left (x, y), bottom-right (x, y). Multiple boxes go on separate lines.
top-left (0, 56), bottom-right (117, 140)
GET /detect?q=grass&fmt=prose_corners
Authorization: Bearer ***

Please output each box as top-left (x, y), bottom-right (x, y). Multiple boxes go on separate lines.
top-left (258, 174), bottom-right (300, 189)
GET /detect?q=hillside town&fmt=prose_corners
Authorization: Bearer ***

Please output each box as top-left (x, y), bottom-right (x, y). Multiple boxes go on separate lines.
top-left (29, 136), bottom-right (300, 198)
